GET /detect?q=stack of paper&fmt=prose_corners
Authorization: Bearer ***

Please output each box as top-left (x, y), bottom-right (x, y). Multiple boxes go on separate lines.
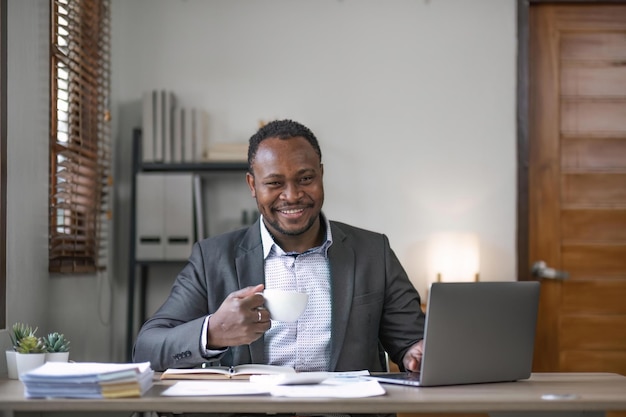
top-left (19, 361), bottom-right (154, 399)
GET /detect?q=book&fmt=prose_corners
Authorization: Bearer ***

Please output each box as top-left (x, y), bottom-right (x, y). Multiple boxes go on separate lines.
top-left (163, 91), bottom-right (175, 163)
top-left (154, 91), bottom-right (163, 161)
top-left (161, 364), bottom-right (295, 380)
top-left (19, 361), bottom-right (154, 399)
top-left (183, 107), bottom-right (195, 162)
top-left (141, 91), bottom-right (155, 162)
top-left (195, 109), bottom-right (210, 160)
top-left (172, 106), bottom-right (183, 163)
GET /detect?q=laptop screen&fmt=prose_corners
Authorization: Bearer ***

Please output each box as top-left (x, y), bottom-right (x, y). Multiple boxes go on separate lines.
top-left (417, 281), bottom-right (540, 387)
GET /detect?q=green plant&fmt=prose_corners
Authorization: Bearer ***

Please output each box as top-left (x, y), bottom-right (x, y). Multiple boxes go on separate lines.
top-left (9, 323), bottom-right (37, 351)
top-left (43, 332), bottom-right (70, 353)
top-left (15, 335), bottom-right (45, 354)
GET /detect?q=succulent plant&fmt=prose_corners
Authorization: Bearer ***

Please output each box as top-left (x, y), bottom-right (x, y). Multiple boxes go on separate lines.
top-left (16, 335), bottom-right (46, 354)
top-left (43, 332), bottom-right (71, 353)
top-left (10, 322), bottom-right (37, 351)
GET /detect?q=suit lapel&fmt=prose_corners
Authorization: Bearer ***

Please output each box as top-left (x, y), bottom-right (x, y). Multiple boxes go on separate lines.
top-left (235, 220), bottom-right (266, 363)
top-left (327, 223), bottom-right (355, 371)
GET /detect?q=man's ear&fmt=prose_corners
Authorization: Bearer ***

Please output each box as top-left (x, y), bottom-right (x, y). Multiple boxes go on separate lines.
top-left (246, 172), bottom-right (256, 198)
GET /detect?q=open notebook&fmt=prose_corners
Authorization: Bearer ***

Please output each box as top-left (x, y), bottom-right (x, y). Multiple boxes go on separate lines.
top-left (370, 281), bottom-right (540, 387)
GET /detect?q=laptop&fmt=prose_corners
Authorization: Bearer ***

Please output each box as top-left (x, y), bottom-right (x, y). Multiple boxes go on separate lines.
top-left (370, 281), bottom-right (540, 387)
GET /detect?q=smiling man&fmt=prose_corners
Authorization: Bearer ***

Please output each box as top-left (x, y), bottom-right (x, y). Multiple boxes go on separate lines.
top-left (133, 119), bottom-right (425, 378)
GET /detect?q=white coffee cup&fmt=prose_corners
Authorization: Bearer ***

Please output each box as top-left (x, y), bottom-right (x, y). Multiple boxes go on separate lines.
top-left (262, 289), bottom-right (308, 322)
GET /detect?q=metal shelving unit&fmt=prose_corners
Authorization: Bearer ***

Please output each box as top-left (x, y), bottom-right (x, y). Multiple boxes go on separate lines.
top-left (125, 128), bottom-right (248, 360)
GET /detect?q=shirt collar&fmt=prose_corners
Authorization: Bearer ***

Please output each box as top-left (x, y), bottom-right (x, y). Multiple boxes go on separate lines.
top-left (260, 213), bottom-right (333, 259)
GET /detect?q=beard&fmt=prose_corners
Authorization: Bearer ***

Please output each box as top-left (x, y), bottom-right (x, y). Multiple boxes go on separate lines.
top-left (265, 211), bottom-right (320, 237)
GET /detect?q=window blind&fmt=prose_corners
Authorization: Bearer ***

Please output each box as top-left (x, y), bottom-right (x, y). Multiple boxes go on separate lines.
top-left (49, 0), bottom-right (111, 273)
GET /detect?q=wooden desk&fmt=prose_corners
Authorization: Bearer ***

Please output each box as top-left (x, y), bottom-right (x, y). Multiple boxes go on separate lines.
top-left (1, 373), bottom-right (625, 416)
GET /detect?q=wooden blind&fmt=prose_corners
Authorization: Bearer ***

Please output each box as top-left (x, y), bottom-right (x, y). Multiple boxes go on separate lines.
top-left (49, 0), bottom-right (111, 273)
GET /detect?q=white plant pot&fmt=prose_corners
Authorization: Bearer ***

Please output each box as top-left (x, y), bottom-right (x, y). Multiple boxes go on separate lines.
top-left (15, 352), bottom-right (46, 377)
top-left (5, 350), bottom-right (18, 379)
top-left (45, 351), bottom-right (70, 362)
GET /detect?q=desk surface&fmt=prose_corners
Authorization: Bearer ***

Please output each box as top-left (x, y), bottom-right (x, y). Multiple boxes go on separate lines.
top-left (1, 373), bottom-right (626, 414)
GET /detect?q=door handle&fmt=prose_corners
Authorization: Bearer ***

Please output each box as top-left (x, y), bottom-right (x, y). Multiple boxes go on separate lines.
top-left (531, 261), bottom-right (569, 280)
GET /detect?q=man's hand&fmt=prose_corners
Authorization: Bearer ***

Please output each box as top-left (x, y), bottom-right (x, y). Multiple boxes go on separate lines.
top-left (402, 339), bottom-right (424, 372)
top-left (206, 284), bottom-right (271, 349)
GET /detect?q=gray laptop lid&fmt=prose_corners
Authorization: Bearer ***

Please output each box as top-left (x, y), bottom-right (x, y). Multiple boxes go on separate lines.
top-left (418, 281), bottom-right (540, 387)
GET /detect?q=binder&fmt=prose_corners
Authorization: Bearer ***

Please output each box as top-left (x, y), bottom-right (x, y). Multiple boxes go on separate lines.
top-left (136, 173), bottom-right (194, 260)
top-left (136, 173), bottom-right (165, 260)
top-left (164, 174), bottom-right (194, 260)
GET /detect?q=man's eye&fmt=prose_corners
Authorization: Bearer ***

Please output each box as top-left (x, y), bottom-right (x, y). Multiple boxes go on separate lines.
top-left (300, 176), bottom-right (313, 184)
top-left (265, 181), bottom-right (281, 187)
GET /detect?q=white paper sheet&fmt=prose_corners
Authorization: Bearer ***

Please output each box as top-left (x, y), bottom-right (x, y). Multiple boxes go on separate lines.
top-left (161, 377), bottom-right (385, 398)
top-left (270, 380), bottom-right (385, 398)
top-left (162, 381), bottom-right (270, 396)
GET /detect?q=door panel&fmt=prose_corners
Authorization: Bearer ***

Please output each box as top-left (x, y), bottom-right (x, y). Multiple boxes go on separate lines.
top-left (561, 101), bottom-right (626, 134)
top-left (561, 316), bottom-right (626, 349)
top-left (561, 351), bottom-right (626, 373)
top-left (562, 173), bottom-right (626, 206)
top-left (562, 209), bottom-right (626, 241)
top-left (561, 281), bottom-right (626, 313)
top-left (562, 244), bottom-right (626, 277)
top-left (562, 138), bottom-right (626, 171)
top-left (528, 3), bottom-right (626, 385)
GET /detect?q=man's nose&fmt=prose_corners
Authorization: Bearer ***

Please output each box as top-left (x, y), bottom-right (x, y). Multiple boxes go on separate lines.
top-left (281, 182), bottom-right (302, 201)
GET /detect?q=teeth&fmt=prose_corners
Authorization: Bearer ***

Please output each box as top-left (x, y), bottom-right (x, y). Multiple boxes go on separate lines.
top-left (281, 209), bottom-right (302, 214)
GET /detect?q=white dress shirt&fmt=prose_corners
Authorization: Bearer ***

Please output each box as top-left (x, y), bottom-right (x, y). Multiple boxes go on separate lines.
top-left (260, 214), bottom-right (333, 371)
top-left (201, 215), bottom-right (334, 372)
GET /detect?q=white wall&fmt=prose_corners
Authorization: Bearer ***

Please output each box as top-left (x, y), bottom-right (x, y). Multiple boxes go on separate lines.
top-left (1, 0), bottom-right (50, 361)
top-left (111, 0), bottom-right (517, 328)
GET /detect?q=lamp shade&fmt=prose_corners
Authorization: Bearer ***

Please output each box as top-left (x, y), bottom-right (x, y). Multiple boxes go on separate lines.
top-left (427, 232), bottom-right (479, 283)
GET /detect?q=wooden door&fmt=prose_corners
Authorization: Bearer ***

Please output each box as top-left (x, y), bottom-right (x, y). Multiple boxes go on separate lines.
top-left (528, 2), bottom-right (626, 384)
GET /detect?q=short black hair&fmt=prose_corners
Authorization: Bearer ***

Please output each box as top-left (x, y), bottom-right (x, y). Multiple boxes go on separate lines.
top-left (247, 119), bottom-right (322, 174)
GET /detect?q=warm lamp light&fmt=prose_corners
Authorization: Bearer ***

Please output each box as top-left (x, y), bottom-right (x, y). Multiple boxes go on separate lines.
top-left (428, 232), bottom-right (480, 283)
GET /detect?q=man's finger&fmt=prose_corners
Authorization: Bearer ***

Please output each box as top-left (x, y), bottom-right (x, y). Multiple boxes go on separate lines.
top-left (229, 284), bottom-right (265, 299)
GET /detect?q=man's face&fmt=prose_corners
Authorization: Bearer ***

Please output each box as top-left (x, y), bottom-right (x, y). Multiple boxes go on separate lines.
top-left (246, 136), bottom-right (324, 239)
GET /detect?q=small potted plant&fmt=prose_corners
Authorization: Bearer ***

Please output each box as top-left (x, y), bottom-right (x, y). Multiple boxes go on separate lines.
top-left (43, 331), bottom-right (70, 362)
top-left (12, 325), bottom-right (46, 377)
top-left (6, 322), bottom-right (37, 379)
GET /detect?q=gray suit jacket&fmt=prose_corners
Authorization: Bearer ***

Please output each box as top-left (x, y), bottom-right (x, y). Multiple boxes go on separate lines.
top-left (133, 219), bottom-right (425, 372)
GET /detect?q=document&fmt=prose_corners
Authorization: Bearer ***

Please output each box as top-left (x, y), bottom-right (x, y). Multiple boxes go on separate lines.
top-left (162, 381), bottom-right (270, 396)
top-left (161, 371), bottom-right (385, 398)
top-left (269, 379), bottom-right (385, 398)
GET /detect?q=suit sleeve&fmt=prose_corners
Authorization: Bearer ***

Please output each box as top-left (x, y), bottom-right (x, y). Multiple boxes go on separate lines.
top-left (378, 235), bottom-right (426, 368)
